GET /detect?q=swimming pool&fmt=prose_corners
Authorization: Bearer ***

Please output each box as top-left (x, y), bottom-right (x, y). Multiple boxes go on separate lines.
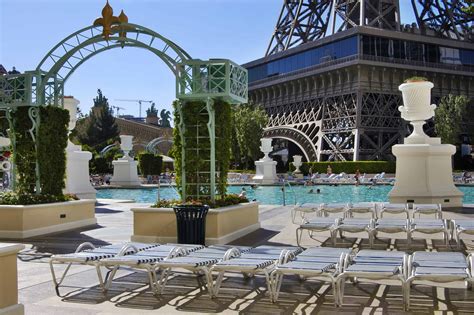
top-left (97, 184), bottom-right (474, 205)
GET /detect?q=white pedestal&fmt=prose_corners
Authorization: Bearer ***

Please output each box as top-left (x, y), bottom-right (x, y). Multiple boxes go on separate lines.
top-left (252, 160), bottom-right (277, 184)
top-left (389, 143), bottom-right (463, 207)
top-left (65, 143), bottom-right (96, 200)
top-left (111, 158), bottom-right (141, 187)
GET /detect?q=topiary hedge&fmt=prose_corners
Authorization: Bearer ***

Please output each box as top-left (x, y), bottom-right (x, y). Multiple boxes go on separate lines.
top-left (38, 106), bottom-right (69, 195)
top-left (11, 107), bottom-right (37, 194)
top-left (10, 105), bottom-right (69, 197)
top-left (138, 152), bottom-right (163, 176)
top-left (289, 161), bottom-right (396, 175)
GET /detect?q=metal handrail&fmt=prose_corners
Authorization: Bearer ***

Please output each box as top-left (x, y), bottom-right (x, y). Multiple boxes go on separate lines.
top-left (281, 179), bottom-right (298, 206)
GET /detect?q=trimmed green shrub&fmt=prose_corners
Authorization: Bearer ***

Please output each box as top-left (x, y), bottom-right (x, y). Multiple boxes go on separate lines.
top-left (138, 152), bottom-right (163, 176)
top-left (90, 156), bottom-right (111, 174)
top-left (289, 161), bottom-right (396, 175)
top-left (0, 192), bottom-right (78, 205)
top-left (38, 106), bottom-right (69, 195)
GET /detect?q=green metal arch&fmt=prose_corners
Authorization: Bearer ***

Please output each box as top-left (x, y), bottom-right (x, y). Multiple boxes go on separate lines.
top-left (60, 40), bottom-right (178, 83)
top-left (35, 23), bottom-right (193, 99)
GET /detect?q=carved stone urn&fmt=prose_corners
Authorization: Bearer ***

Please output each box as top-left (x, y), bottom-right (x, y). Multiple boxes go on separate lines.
top-left (120, 135), bottom-right (134, 160)
top-left (398, 81), bottom-right (437, 144)
top-left (292, 155), bottom-right (303, 174)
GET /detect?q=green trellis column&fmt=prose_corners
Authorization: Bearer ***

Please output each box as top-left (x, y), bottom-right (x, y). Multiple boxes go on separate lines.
top-left (205, 97), bottom-right (216, 202)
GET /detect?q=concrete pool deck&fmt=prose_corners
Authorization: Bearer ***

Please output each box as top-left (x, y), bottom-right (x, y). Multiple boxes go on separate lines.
top-left (3, 201), bottom-right (474, 314)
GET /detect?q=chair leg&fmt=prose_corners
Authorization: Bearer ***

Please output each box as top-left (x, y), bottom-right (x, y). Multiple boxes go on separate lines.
top-left (272, 272), bottom-right (284, 302)
top-left (103, 265), bottom-right (119, 292)
top-left (296, 228), bottom-right (303, 247)
top-left (212, 271), bottom-right (225, 297)
top-left (158, 268), bottom-right (171, 294)
top-left (404, 278), bottom-right (414, 311)
top-left (50, 260), bottom-right (73, 297)
top-left (264, 269), bottom-right (273, 300)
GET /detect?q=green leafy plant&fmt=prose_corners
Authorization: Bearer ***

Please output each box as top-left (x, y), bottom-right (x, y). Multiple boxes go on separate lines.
top-left (435, 94), bottom-right (470, 145)
top-left (152, 194), bottom-right (248, 209)
top-left (0, 192), bottom-right (78, 205)
top-left (404, 76), bottom-right (428, 83)
top-left (170, 99), bottom-right (232, 200)
top-left (11, 106), bottom-right (37, 194)
top-left (138, 152), bottom-right (163, 176)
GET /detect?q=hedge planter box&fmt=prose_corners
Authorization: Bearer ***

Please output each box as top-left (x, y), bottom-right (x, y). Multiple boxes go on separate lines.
top-left (0, 200), bottom-right (97, 239)
top-left (131, 202), bottom-right (260, 245)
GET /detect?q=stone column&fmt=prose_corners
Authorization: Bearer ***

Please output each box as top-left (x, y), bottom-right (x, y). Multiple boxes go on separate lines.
top-left (0, 243), bottom-right (25, 315)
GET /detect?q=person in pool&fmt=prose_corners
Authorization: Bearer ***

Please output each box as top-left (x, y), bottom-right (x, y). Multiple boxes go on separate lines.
top-left (239, 188), bottom-right (247, 198)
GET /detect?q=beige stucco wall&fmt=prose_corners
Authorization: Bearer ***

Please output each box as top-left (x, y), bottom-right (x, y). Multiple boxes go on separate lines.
top-left (0, 200), bottom-right (96, 239)
top-left (0, 244), bottom-right (24, 314)
top-left (132, 202), bottom-right (260, 244)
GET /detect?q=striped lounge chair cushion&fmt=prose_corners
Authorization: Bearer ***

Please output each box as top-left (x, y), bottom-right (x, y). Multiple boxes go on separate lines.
top-left (213, 258), bottom-right (275, 270)
top-left (277, 261), bottom-right (335, 273)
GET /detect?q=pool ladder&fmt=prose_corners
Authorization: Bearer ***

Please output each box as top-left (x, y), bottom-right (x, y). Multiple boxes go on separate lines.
top-left (281, 179), bottom-right (297, 206)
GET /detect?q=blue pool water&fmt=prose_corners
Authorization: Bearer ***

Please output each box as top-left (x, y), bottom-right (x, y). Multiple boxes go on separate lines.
top-left (97, 185), bottom-right (474, 205)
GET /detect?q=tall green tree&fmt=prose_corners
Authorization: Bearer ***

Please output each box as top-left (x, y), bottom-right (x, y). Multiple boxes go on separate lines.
top-left (74, 89), bottom-right (119, 150)
top-left (434, 94), bottom-right (469, 144)
top-left (232, 103), bottom-right (268, 169)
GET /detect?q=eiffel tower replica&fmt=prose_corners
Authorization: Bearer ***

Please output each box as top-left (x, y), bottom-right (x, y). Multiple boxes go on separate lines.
top-left (243, 0), bottom-right (473, 162)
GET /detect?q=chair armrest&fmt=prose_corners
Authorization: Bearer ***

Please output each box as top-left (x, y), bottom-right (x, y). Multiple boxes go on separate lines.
top-left (75, 242), bottom-right (96, 253)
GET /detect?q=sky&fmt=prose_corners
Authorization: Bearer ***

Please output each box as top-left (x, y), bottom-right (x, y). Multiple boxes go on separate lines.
top-left (0, 0), bottom-right (416, 117)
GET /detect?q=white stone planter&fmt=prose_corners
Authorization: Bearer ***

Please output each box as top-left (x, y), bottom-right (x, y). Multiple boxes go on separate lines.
top-left (131, 202), bottom-right (260, 245)
top-left (292, 155), bottom-right (302, 174)
top-left (0, 200), bottom-right (96, 239)
top-left (120, 135), bottom-right (134, 159)
top-left (398, 81), bottom-right (437, 144)
top-left (390, 80), bottom-right (463, 207)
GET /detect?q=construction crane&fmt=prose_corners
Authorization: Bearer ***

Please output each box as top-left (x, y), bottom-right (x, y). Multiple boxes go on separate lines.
top-left (114, 99), bottom-right (153, 118)
top-left (111, 106), bottom-right (125, 117)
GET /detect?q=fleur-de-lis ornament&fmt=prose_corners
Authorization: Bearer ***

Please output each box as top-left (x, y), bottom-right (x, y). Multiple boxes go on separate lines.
top-left (93, 1), bottom-right (120, 40)
top-left (113, 10), bottom-right (130, 48)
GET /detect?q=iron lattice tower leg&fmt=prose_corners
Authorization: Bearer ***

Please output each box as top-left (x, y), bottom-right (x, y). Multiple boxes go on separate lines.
top-left (332, 0), bottom-right (400, 33)
top-left (266, 0), bottom-right (332, 56)
top-left (411, 0), bottom-right (473, 41)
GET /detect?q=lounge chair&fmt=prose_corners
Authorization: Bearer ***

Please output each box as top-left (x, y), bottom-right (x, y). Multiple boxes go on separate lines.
top-left (335, 218), bottom-right (373, 246)
top-left (404, 251), bottom-right (473, 310)
top-left (319, 203), bottom-right (348, 217)
top-left (154, 245), bottom-right (251, 296)
top-left (338, 250), bottom-right (407, 307)
top-left (271, 247), bottom-right (353, 306)
top-left (412, 203), bottom-right (442, 219)
top-left (296, 217), bottom-right (338, 246)
top-left (291, 203), bottom-right (319, 224)
top-left (49, 242), bottom-right (161, 296)
top-left (345, 202), bottom-right (377, 218)
top-left (408, 218), bottom-right (450, 246)
top-left (370, 219), bottom-right (409, 247)
top-left (379, 203), bottom-right (409, 218)
top-left (210, 245), bottom-right (302, 299)
top-left (99, 243), bottom-right (206, 293)
top-left (452, 219), bottom-right (474, 249)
